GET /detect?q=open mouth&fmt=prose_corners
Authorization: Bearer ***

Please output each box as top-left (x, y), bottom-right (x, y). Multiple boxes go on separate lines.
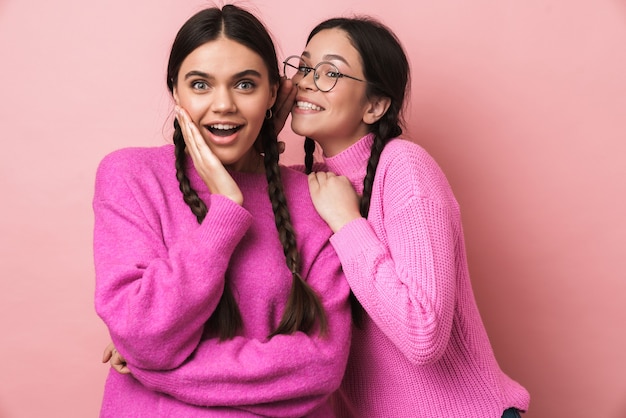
top-left (207, 123), bottom-right (242, 137)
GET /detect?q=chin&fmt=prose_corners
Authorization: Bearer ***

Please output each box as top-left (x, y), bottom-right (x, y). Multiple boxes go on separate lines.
top-left (290, 121), bottom-right (315, 139)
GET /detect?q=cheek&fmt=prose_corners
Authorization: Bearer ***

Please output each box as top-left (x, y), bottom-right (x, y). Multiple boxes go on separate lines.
top-left (178, 96), bottom-right (206, 123)
top-left (241, 99), bottom-right (269, 126)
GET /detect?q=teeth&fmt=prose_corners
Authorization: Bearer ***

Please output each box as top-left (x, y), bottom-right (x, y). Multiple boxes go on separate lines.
top-left (210, 124), bottom-right (239, 130)
top-left (296, 101), bottom-right (322, 111)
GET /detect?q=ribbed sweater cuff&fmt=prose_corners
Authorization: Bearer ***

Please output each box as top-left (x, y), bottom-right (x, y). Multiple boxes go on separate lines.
top-left (330, 217), bottom-right (378, 262)
top-left (193, 194), bottom-right (253, 251)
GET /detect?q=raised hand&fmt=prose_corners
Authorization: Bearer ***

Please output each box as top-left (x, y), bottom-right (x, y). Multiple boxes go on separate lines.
top-left (176, 106), bottom-right (244, 205)
top-left (308, 171), bottom-right (362, 233)
top-left (273, 77), bottom-right (296, 137)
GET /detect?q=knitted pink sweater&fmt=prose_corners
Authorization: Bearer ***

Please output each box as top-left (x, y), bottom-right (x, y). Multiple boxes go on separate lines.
top-left (93, 145), bottom-right (351, 417)
top-left (324, 134), bottom-right (530, 417)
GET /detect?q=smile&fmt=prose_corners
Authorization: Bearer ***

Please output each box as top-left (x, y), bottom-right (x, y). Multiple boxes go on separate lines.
top-left (207, 123), bottom-right (242, 137)
top-left (296, 101), bottom-right (324, 111)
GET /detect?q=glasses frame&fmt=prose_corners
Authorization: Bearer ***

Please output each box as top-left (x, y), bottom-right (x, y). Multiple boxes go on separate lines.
top-left (282, 55), bottom-right (365, 92)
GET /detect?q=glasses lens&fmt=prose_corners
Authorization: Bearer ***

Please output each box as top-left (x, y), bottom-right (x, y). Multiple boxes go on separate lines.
top-left (284, 56), bottom-right (305, 80)
top-left (314, 62), bottom-right (340, 92)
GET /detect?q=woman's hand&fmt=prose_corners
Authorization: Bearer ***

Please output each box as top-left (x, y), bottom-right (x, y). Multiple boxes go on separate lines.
top-left (273, 77), bottom-right (296, 137)
top-left (176, 106), bottom-right (243, 205)
top-left (102, 342), bottom-right (131, 375)
top-left (308, 172), bottom-right (362, 233)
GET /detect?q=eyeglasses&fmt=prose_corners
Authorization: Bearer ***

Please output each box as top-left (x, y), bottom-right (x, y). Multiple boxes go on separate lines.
top-left (283, 55), bottom-right (365, 92)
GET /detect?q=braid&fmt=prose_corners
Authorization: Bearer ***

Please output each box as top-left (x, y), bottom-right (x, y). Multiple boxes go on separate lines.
top-left (173, 120), bottom-right (242, 340)
top-left (304, 137), bottom-right (316, 174)
top-left (260, 121), bottom-right (328, 338)
top-left (174, 120), bottom-right (208, 223)
top-left (352, 117), bottom-right (402, 327)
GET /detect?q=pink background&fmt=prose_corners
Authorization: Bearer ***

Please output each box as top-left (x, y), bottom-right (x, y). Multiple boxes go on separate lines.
top-left (1, 0), bottom-right (625, 417)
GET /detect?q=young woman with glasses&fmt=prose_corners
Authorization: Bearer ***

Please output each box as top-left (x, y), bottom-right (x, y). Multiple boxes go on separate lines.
top-left (94, 6), bottom-right (351, 417)
top-left (280, 17), bottom-right (530, 418)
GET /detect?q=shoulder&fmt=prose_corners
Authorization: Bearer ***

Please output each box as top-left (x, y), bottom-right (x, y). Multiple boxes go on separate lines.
top-left (278, 164), bottom-right (310, 191)
top-left (97, 145), bottom-right (174, 176)
top-left (279, 165), bottom-right (334, 233)
top-left (381, 138), bottom-right (441, 174)
top-left (377, 138), bottom-right (455, 202)
top-left (95, 145), bottom-right (175, 198)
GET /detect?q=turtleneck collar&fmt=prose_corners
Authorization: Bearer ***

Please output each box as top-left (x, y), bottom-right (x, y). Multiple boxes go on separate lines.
top-left (323, 133), bottom-right (374, 195)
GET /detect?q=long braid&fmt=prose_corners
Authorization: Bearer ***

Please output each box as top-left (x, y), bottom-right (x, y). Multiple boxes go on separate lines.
top-left (304, 137), bottom-right (316, 174)
top-left (260, 121), bottom-right (328, 338)
top-left (173, 120), bottom-right (242, 340)
top-left (350, 116), bottom-right (402, 326)
top-left (360, 119), bottom-right (401, 218)
top-left (173, 120), bottom-right (207, 222)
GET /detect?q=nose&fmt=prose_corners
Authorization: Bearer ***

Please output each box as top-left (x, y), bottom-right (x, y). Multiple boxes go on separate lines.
top-left (296, 70), bottom-right (318, 91)
top-left (211, 86), bottom-right (237, 113)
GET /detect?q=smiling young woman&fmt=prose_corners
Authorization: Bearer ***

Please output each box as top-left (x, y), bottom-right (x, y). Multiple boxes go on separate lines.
top-left (282, 16), bottom-right (530, 418)
top-left (93, 5), bottom-right (351, 417)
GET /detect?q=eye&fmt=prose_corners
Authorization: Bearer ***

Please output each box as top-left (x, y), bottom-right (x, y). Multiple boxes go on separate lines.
top-left (325, 70), bottom-right (341, 79)
top-left (236, 80), bottom-right (256, 91)
top-left (298, 65), bottom-right (313, 74)
top-left (191, 80), bottom-right (209, 90)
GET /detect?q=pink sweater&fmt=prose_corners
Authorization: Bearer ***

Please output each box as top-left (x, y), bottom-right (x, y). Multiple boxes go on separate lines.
top-left (323, 134), bottom-right (530, 417)
top-left (93, 145), bottom-right (351, 417)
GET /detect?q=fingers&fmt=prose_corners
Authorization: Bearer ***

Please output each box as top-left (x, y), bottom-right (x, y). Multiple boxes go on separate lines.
top-left (175, 106), bottom-right (217, 170)
top-left (102, 342), bottom-right (131, 374)
top-left (176, 106), bottom-right (200, 156)
top-left (308, 171), bottom-right (336, 184)
top-left (109, 346), bottom-right (131, 375)
top-left (308, 172), bottom-right (320, 192)
top-left (111, 358), bottom-right (131, 375)
top-left (102, 342), bottom-right (115, 363)
top-left (308, 171), bottom-right (333, 195)
top-left (273, 78), bottom-right (296, 136)
top-left (174, 107), bottom-right (243, 203)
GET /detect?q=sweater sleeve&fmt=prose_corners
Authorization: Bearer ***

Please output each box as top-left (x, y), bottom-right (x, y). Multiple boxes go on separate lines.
top-left (93, 160), bottom-right (253, 370)
top-left (129, 247), bottom-right (352, 417)
top-left (330, 195), bottom-right (457, 365)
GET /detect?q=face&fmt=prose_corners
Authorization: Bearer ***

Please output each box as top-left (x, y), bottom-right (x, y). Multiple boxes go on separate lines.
top-left (173, 36), bottom-right (277, 171)
top-left (290, 28), bottom-right (372, 157)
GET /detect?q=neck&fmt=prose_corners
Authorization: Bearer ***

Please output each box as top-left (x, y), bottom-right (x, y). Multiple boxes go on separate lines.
top-left (226, 150), bottom-right (265, 174)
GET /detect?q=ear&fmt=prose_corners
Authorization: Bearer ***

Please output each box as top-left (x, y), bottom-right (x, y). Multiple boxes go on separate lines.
top-left (172, 86), bottom-right (180, 105)
top-left (268, 83), bottom-right (279, 109)
top-left (363, 96), bottom-right (391, 125)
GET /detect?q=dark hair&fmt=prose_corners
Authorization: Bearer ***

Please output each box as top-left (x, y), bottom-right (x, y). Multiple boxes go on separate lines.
top-left (303, 17), bottom-right (410, 324)
top-left (167, 5), bottom-right (327, 340)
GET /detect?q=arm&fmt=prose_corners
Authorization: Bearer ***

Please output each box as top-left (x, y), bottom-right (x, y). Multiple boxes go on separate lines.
top-left (94, 158), bottom-right (253, 370)
top-left (330, 195), bottom-right (457, 365)
top-left (129, 247), bottom-right (352, 417)
top-left (307, 165), bottom-right (457, 365)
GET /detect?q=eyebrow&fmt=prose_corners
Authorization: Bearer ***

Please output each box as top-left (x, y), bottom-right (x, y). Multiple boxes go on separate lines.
top-left (183, 69), bottom-right (263, 80)
top-left (301, 51), bottom-right (352, 67)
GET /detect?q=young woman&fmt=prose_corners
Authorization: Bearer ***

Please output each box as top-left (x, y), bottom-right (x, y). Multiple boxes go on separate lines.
top-left (282, 17), bottom-right (530, 417)
top-left (93, 6), bottom-right (351, 417)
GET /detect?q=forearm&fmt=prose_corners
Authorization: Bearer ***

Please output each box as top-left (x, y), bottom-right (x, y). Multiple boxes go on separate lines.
top-left (130, 252), bottom-right (351, 414)
top-left (330, 199), bottom-right (457, 364)
top-left (95, 195), bottom-right (252, 369)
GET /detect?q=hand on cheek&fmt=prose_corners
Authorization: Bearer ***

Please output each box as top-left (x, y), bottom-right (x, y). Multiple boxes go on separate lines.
top-left (175, 106), bottom-right (244, 205)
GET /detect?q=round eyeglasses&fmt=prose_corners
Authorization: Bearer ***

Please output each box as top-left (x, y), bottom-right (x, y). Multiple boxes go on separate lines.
top-left (283, 55), bottom-right (365, 92)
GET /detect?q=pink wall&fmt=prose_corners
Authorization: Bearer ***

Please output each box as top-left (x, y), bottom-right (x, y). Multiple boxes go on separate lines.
top-left (1, 0), bottom-right (625, 416)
